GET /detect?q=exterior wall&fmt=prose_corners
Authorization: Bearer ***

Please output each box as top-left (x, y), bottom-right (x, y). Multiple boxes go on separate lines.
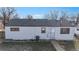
top-left (75, 25), bottom-right (79, 35)
top-left (5, 26), bottom-right (53, 40)
top-left (5, 26), bottom-right (75, 40)
top-left (54, 27), bottom-right (75, 40)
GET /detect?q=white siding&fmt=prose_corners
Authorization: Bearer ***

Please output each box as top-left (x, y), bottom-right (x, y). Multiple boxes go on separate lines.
top-left (5, 26), bottom-right (75, 40)
top-left (75, 26), bottom-right (79, 35)
top-left (55, 27), bottom-right (75, 40)
top-left (5, 26), bottom-right (53, 40)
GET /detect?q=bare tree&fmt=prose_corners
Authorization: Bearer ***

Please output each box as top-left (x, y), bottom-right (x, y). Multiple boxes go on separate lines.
top-left (0, 7), bottom-right (16, 26)
top-left (13, 13), bottom-right (20, 19)
top-left (50, 10), bottom-right (59, 20)
top-left (60, 11), bottom-right (68, 20)
top-left (27, 15), bottom-right (33, 19)
top-left (44, 14), bottom-right (49, 19)
top-left (76, 13), bottom-right (79, 22)
top-left (45, 10), bottom-right (59, 20)
top-left (70, 15), bottom-right (76, 21)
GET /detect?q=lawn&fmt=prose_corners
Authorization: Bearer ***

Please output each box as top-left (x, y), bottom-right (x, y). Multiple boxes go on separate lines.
top-left (0, 31), bottom-right (4, 39)
top-left (0, 31), bottom-right (77, 51)
top-left (0, 31), bottom-right (56, 51)
top-left (0, 31), bottom-right (75, 51)
top-left (0, 41), bottom-right (56, 51)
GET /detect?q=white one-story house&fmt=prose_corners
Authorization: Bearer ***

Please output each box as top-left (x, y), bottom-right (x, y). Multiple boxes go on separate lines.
top-left (5, 19), bottom-right (76, 40)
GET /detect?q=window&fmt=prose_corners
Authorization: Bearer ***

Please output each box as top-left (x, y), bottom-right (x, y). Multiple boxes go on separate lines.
top-left (60, 28), bottom-right (70, 34)
top-left (10, 28), bottom-right (19, 31)
top-left (41, 27), bottom-right (46, 33)
top-left (77, 29), bottom-right (79, 31)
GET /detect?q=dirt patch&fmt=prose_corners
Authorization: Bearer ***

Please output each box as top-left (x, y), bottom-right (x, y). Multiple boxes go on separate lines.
top-left (57, 40), bottom-right (75, 51)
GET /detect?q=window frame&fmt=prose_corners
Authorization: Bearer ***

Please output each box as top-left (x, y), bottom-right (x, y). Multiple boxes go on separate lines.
top-left (41, 27), bottom-right (46, 33)
top-left (60, 28), bottom-right (70, 34)
top-left (77, 28), bottom-right (79, 31)
top-left (10, 27), bottom-right (19, 31)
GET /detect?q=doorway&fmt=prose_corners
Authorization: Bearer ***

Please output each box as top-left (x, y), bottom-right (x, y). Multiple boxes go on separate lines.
top-left (50, 29), bottom-right (55, 39)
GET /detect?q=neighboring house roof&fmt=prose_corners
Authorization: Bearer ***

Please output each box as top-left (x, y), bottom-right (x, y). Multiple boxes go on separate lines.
top-left (5, 19), bottom-right (76, 27)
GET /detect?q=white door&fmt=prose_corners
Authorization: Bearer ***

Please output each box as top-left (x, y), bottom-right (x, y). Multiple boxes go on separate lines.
top-left (50, 29), bottom-right (55, 39)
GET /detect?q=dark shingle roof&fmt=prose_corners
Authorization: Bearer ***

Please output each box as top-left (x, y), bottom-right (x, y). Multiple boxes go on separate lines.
top-left (5, 19), bottom-right (76, 27)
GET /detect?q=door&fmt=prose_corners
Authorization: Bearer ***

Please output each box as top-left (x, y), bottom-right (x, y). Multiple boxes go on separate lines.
top-left (50, 29), bottom-right (55, 39)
